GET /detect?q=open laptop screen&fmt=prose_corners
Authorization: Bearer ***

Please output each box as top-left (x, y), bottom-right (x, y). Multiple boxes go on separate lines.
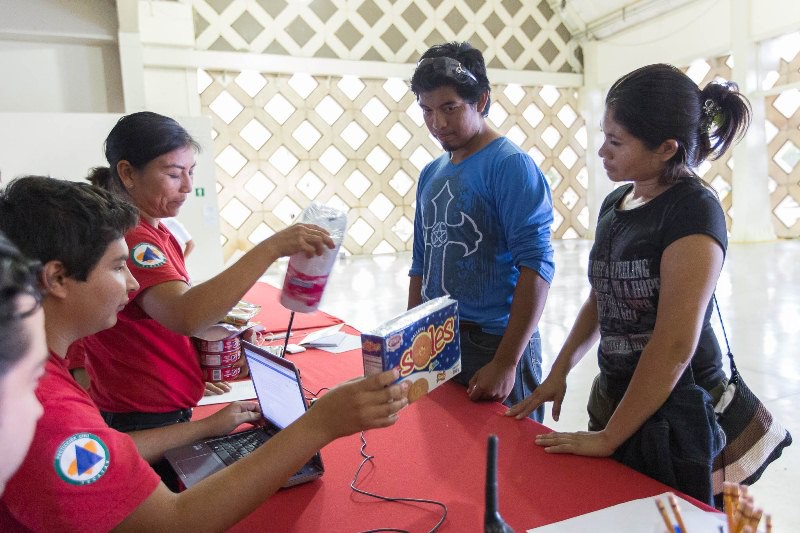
top-left (243, 344), bottom-right (307, 430)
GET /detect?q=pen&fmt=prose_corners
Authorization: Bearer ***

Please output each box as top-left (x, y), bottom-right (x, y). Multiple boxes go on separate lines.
top-left (655, 498), bottom-right (673, 533)
top-left (748, 508), bottom-right (763, 532)
top-left (733, 501), bottom-right (753, 533)
top-left (724, 481), bottom-right (738, 533)
top-left (731, 498), bottom-right (746, 533)
top-left (668, 493), bottom-right (687, 533)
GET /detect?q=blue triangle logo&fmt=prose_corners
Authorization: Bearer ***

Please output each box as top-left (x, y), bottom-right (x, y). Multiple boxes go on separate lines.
top-left (75, 445), bottom-right (103, 476)
top-left (142, 246), bottom-right (159, 262)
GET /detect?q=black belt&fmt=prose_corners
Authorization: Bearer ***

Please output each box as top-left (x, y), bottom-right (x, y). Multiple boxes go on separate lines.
top-left (102, 408), bottom-right (193, 432)
top-left (459, 321), bottom-right (482, 333)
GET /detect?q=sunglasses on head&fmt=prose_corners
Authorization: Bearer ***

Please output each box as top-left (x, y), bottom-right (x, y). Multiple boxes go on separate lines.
top-left (415, 56), bottom-right (479, 85)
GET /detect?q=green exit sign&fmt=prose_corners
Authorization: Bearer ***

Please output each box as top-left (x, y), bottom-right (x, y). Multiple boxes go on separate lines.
top-left (195, 187), bottom-right (205, 197)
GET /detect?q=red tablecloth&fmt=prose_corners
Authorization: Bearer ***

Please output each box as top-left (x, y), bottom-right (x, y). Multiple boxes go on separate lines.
top-left (196, 327), bottom-right (715, 532)
top-left (243, 282), bottom-right (343, 333)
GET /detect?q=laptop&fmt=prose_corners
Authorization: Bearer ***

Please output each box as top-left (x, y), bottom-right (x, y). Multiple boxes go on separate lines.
top-left (165, 341), bottom-right (325, 489)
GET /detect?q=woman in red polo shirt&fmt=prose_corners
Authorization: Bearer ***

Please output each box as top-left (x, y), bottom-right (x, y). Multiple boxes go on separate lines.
top-left (83, 111), bottom-right (334, 433)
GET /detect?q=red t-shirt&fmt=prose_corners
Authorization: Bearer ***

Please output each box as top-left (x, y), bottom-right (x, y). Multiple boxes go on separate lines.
top-left (0, 353), bottom-right (161, 531)
top-left (83, 220), bottom-right (204, 413)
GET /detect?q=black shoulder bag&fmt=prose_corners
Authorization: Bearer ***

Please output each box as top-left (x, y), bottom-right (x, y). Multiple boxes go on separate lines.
top-left (711, 296), bottom-right (793, 506)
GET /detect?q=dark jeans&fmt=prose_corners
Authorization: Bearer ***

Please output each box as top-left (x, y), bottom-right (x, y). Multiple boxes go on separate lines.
top-left (101, 408), bottom-right (193, 492)
top-left (453, 327), bottom-right (543, 422)
top-left (587, 371), bottom-right (727, 505)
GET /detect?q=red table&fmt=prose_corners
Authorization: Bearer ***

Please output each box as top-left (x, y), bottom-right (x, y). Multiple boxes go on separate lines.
top-left (243, 282), bottom-right (343, 334)
top-left (197, 288), bottom-right (715, 532)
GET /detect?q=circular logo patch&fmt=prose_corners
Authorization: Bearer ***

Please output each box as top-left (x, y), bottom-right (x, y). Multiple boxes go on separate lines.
top-left (131, 242), bottom-right (168, 269)
top-left (54, 433), bottom-right (110, 485)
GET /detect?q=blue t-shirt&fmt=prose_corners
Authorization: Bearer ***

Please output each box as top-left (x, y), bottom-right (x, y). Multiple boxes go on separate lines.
top-left (409, 137), bottom-right (555, 335)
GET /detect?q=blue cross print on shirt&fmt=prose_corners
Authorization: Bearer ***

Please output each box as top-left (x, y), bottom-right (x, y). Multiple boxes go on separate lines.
top-left (422, 181), bottom-right (483, 300)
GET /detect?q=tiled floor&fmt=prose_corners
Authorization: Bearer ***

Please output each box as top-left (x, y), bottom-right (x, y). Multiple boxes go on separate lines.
top-left (263, 239), bottom-right (799, 530)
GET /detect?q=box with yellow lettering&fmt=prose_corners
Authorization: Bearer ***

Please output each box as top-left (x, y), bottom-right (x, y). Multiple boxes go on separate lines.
top-left (361, 296), bottom-right (461, 403)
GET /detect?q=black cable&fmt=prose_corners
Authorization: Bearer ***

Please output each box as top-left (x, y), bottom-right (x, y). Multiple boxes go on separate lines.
top-left (303, 386), bottom-right (329, 401)
top-left (351, 432), bottom-right (447, 533)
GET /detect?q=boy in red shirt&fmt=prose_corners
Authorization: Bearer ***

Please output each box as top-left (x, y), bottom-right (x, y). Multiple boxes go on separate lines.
top-left (0, 176), bottom-right (408, 531)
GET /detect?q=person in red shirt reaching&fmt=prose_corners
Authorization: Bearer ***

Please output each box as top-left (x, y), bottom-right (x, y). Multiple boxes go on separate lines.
top-left (0, 176), bottom-right (408, 531)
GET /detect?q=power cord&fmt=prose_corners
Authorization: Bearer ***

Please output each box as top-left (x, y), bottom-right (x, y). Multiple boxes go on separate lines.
top-left (303, 386), bottom-right (329, 402)
top-left (351, 432), bottom-right (447, 533)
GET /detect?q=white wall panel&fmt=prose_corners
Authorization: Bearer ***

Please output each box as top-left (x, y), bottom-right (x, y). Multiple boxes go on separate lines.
top-left (0, 112), bottom-right (224, 281)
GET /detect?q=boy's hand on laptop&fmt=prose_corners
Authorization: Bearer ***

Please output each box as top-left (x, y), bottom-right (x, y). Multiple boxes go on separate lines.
top-left (204, 381), bottom-right (232, 396)
top-left (202, 401), bottom-right (263, 436)
top-left (309, 368), bottom-right (409, 440)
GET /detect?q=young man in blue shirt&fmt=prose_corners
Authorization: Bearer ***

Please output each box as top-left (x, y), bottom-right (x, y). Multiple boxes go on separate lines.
top-left (407, 42), bottom-right (555, 421)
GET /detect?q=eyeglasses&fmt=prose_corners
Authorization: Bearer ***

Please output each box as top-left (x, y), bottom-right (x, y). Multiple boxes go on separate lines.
top-left (415, 57), bottom-right (479, 85)
top-left (0, 253), bottom-right (43, 322)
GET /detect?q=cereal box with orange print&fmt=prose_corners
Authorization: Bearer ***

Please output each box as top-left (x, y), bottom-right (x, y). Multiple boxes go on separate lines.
top-left (361, 296), bottom-right (461, 403)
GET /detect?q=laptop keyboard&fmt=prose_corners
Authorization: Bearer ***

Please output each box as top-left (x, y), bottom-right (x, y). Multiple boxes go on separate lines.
top-left (207, 428), bottom-right (272, 466)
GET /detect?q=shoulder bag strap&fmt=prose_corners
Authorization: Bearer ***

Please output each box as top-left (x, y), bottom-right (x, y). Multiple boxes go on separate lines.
top-left (712, 294), bottom-right (738, 380)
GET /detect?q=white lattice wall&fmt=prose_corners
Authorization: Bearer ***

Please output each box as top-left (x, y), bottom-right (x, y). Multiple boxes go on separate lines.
top-left (200, 69), bottom-right (588, 258)
top-left (682, 55), bottom-right (736, 229)
top-left (187, 0), bottom-right (582, 73)
top-left (764, 33), bottom-right (800, 237)
top-left (186, 0), bottom-right (589, 260)
top-left (681, 36), bottom-right (800, 238)
top-left (187, 2), bottom-right (800, 261)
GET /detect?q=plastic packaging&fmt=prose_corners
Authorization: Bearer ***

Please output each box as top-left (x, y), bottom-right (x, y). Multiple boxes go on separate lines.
top-left (223, 300), bottom-right (261, 327)
top-left (280, 202), bottom-right (347, 313)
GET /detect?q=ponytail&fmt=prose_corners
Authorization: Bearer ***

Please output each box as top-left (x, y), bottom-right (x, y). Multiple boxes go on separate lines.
top-left (87, 166), bottom-right (128, 200)
top-left (606, 64), bottom-right (753, 184)
top-left (696, 82), bottom-right (751, 164)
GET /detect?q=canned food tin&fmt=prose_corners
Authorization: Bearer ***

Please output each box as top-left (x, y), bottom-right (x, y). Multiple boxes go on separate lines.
top-left (194, 334), bottom-right (241, 354)
top-left (198, 347), bottom-right (241, 367)
top-left (201, 365), bottom-right (242, 382)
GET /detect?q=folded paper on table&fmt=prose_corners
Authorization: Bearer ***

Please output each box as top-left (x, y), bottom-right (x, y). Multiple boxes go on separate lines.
top-left (299, 324), bottom-right (345, 347)
top-left (314, 333), bottom-right (362, 354)
top-left (197, 379), bottom-right (257, 406)
top-left (303, 331), bottom-right (346, 347)
top-left (528, 493), bottom-right (725, 533)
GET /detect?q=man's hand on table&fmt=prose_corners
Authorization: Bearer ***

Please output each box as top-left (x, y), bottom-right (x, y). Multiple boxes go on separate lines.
top-left (467, 359), bottom-right (516, 402)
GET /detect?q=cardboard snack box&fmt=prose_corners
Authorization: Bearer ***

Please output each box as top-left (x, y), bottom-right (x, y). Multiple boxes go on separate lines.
top-left (361, 296), bottom-right (461, 403)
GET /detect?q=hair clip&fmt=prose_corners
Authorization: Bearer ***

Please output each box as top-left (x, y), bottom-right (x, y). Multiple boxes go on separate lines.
top-left (702, 98), bottom-right (722, 132)
top-left (703, 98), bottom-right (721, 119)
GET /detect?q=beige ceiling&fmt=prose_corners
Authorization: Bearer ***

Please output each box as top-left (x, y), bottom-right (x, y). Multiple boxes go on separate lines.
top-left (548, 0), bottom-right (702, 40)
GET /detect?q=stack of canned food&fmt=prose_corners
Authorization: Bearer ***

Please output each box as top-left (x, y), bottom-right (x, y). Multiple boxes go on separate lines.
top-left (194, 300), bottom-right (261, 383)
